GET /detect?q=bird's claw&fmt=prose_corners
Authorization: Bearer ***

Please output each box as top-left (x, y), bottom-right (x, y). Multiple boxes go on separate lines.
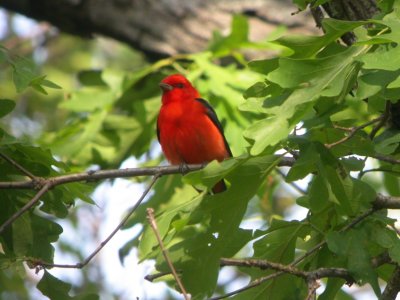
top-left (179, 163), bottom-right (190, 175)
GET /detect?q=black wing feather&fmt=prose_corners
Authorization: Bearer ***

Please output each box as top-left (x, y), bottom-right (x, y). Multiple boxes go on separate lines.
top-left (195, 98), bottom-right (232, 157)
top-left (156, 120), bottom-right (161, 143)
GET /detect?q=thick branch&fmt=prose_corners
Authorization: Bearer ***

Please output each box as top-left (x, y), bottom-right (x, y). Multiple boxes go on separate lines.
top-left (373, 194), bottom-right (400, 210)
top-left (381, 266), bottom-right (400, 300)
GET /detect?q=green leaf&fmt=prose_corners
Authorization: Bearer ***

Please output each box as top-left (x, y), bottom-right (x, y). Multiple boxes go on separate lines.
top-left (244, 116), bottom-right (289, 155)
top-left (373, 129), bottom-right (400, 155)
top-left (37, 271), bottom-right (73, 300)
top-left (77, 70), bottom-right (108, 86)
top-left (11, 56), bottom-right (37, 92)
top-left (12, 213), bottom-right (33, 257)
top-left (275, 19), bottom-right (365, 58)
top-left (37, 271), bottom-right (99, 300)
top-left (29, 75), bottom-right (61, 95)
top-left (357, 70), bottom-right (400, 100)
top-left (0, 99), bottom-right (16, 118)
top-left (248, 58), bottom-right (279, 75)
top-left (326, 230), bottom-right (381, 296)
top-left (358, 45), bottom-right (400, 71)
top-left (383, 172), bottom-right (400, 196)
top-left (308, 175), bottom-right (330, 213)
top-left (243, 81), bottom-right (269, 99)
top-left (286, 143), bottom-right (319, 181)
top-left (208, 15), bottom-right (253, 56)
top-left (319, 278), bottom-right (349, 300)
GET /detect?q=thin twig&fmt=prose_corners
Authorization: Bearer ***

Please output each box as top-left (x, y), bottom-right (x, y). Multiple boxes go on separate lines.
top-left (220, 258), bottom-right (307, 277)
top-left (0, 182), bottom-right (52, 234)
top-left (147, 207), bottom-right (190, 300)
top-left (28, 175), bottom-right (159, 270)
top-left (370, 154), bottom-right (400, 165)
top-left (326, 116), bottom-right (383, 149)
top-left (0, 152), bottom-right (37, 180)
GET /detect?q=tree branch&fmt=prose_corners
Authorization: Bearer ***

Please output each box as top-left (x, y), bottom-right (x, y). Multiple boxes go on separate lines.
top-left (373, 194), bottom-right (400, 210)
top-left (381, 265), bottom-right (400, 300)
top-left (0, 157), bottom-right (297, 190)
top-left (0, 164), bottom-right (204, 190)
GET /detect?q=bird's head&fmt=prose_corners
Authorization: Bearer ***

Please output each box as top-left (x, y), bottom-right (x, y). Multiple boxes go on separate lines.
top-left (159, 74), bottom-right (200, 104)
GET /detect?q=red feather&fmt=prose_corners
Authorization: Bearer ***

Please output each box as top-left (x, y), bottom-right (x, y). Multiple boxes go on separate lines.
top-left (157, 74), bottom-right (232, 193)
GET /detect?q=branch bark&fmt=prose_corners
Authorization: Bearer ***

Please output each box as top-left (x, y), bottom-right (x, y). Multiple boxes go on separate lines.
top-left (381, 266), bottom-right (400, 300)
top-left (0, 156), bottom-right (296, 190)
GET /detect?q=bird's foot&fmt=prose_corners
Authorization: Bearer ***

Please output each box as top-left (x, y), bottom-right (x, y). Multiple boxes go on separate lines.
top-left (179, 163), bottom-right (190, 175)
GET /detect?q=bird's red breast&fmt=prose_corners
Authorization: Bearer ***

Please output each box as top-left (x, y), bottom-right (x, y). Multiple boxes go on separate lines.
top-left (157, 74), bottom-right (232, 193)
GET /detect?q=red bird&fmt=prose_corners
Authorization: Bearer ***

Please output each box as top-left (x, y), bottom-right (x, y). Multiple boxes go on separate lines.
top-left (157, 74), bottom-right (232, 193)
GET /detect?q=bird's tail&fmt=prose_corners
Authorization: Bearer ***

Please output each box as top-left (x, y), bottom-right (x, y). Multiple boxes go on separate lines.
top-left (212, 179), bottom-right (227, 194)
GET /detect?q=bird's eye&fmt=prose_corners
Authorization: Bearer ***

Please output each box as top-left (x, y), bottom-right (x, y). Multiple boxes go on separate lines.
top-left (175, 83), bottom-right (184, 88)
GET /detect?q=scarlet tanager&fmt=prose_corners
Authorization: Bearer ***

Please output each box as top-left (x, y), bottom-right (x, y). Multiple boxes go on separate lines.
top-left (157, 74), bottom-right (232, 193)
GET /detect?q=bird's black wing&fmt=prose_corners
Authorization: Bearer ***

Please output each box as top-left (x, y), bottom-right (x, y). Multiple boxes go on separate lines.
top-left (156, 120), bottom-right (161, 143)
top-left (195, 98), bottom-right (232, 157)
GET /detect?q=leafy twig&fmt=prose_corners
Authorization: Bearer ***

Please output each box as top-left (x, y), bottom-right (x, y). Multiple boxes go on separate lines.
top-left (147, 207), bottom-right (190, 300)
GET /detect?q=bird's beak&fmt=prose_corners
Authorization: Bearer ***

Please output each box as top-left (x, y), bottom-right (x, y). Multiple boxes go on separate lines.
top-left (159, 82), bottom-right (173, 92)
